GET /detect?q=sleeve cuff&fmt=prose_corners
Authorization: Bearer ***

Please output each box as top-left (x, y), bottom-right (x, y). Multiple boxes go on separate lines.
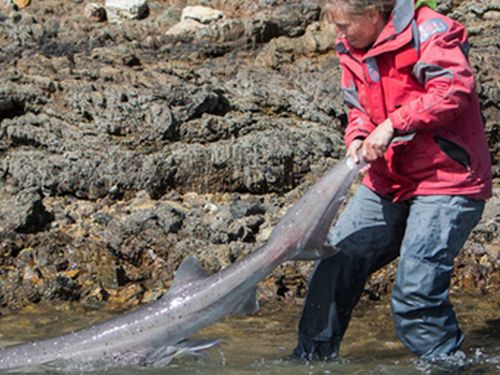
top-left (389, 107), bottom-right (412, 134)
top-left (345, 127), bottom-right (374, 147)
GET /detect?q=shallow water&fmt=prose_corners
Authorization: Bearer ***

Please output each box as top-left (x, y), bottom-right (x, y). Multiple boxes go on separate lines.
top-left (0, 291), bottom-right (498, 374)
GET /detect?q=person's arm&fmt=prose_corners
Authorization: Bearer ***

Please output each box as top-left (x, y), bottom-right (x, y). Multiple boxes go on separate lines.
top-left (340, 66), bottom-right (376, 163)
top-left (388, 17), bottom-right (475, 133)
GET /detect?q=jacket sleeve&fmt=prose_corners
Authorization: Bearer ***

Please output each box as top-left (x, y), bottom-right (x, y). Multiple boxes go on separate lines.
top-left (340, 66), bottom-right (376, 146)
top-left (389, 17), bottom-right (475, 133)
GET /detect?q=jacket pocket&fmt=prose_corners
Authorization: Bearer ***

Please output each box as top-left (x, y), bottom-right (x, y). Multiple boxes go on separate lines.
top-left (433, 135), bottom-right (471, 171)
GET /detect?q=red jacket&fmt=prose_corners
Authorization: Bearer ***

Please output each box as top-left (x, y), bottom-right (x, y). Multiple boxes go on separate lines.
top-left (337, 0), bottom-right (492, 201)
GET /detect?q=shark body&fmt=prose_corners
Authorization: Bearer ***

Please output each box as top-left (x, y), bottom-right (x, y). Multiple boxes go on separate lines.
top-left (0, 156), bottom-right (363, 372)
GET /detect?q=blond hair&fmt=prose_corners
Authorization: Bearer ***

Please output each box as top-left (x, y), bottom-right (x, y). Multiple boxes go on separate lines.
top-left (322, 0), bottom-right (395, 19)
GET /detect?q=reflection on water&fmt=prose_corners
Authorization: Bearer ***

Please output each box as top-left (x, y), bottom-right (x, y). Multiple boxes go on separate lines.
top-left (0, 292), bottom-right (498, 374)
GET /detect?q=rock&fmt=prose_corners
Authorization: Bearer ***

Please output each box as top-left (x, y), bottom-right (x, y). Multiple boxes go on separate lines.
top-left (84, 3), bottom-right (107, 23)
top-left (0, 188), bottom-right (54, 234)
top-left (105, 0), bottom-right (149, 22)
top-left (256, 21), bottom-right (337, 67)
top-left (195, 18), bottom-right (246, 42)
top-left (483, 10), bottom-right (500, 21)
top-left (44, 275), bottom-right (81, 302)
top-left (107, 283), bottom-right (143, 310)
top-left (102, 201), bottom-right (184, 266)
top-left (159, 6), bottom-right (182, 27)
top-left (166, 18), bottom-right (206, 38)
top-left (181, 6), bottom-right (224, 24)
top-left (145, 103), bottom-right (177, 141)
top-left (246, 1), bottom-right (321, 43)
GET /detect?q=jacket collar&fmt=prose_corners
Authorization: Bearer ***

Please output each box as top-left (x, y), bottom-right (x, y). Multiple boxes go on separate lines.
top-left (336, 0), bottom-right (415, 59)
top-left (392, 0), bottom-right (415, 34)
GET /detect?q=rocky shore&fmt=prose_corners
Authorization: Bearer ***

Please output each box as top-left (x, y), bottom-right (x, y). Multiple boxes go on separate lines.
top-left (0, 0), bottom-right (498, 313)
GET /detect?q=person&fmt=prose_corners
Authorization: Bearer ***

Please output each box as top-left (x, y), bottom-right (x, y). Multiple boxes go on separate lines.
top-left (293, 0), bottom-right (492, 361)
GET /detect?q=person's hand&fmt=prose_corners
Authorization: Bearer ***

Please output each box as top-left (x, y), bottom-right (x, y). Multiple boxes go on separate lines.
top-left (346, 139), bottom-right (363, 163)
top-left (346, 139), bottom-right (370, 173)
top-left (361, 118), bottom-right (394, 162)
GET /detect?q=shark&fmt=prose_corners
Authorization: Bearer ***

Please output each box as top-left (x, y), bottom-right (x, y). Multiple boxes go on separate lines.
top-left (0, 155), bottom-right (365, 372)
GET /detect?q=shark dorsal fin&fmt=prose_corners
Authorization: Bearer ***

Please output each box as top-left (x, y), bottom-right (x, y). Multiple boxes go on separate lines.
top-left (170, 256), bottom-right (208, 290)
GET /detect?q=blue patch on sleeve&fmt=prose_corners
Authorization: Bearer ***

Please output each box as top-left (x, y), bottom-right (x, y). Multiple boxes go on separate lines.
top-left (418, 18), bottom-right (449, 43)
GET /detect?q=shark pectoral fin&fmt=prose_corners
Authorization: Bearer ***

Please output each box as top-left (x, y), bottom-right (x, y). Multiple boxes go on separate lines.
top-left (291, 243), bottom-right (340, 261)
top-left (177, 338), bottom-right (221, 354)
top-left (169, 256), bottom-right (209, 291)
top-left (231, 287), bottom-right (259, 315)
top-left (146, 338), bottom-right (221, 367)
